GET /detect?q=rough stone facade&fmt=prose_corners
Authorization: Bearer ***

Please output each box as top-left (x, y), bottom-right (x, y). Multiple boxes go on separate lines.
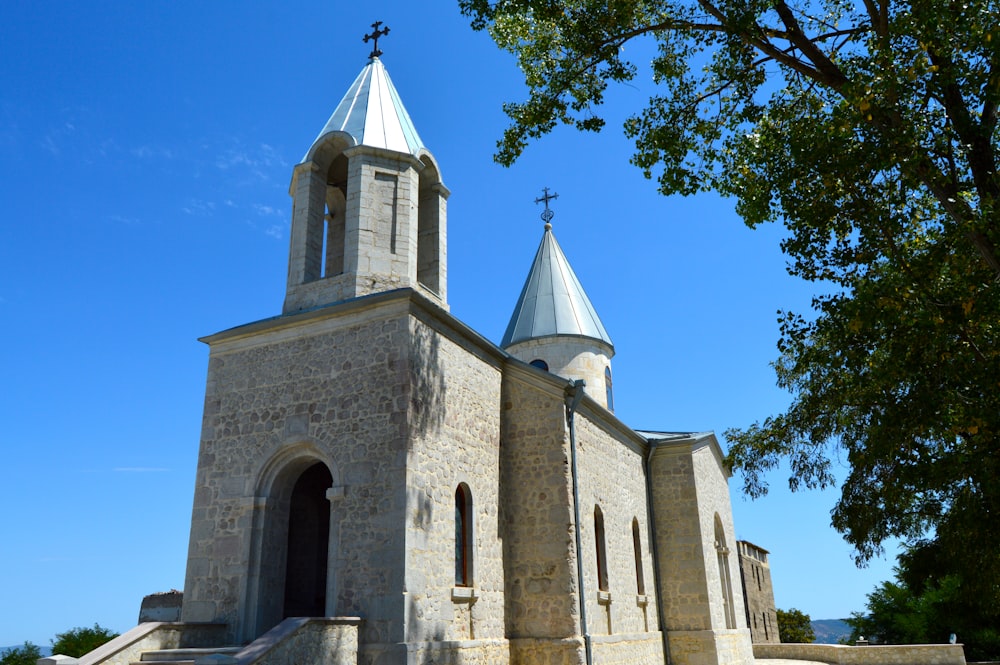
top-left (169, 54), bottom-right (758, 665)
top-left (737, 540), bottom-right (779, 643)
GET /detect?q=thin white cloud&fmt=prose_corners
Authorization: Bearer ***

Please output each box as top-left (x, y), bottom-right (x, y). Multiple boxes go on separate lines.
top-left (265, 225), bottom-right (283, 239)
top-left (182, 199), bottom-right (216, 216)
top-left (108, 214), bottom-right (141, 225)
top-left (131, 145), bottom-right (176, 160)
top-left (41, 134), bottom-right (59, 155)
top-left (253, 203), bottom-right (282, 217)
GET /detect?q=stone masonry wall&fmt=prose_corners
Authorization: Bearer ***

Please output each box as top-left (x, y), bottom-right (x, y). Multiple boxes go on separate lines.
top-left (737, 541), bottom-right (778, 643)
top-left (648, 437), bottom-right (754, 665)
top-left (689, 443), bottom-right (747, 634)
top-left (648, 445), bottom-right (712, 633)
top-left (500, 367), bottom-right (585, 665)
top-left (181, 295), bottom-right (416, 645)
top-left (573, 407), bottom-right (662, 649)
top-left (400, 312), bottom-right (508, 658)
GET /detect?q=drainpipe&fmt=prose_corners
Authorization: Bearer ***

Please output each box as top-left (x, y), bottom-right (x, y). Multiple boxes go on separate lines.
top-left (564, 379), bottom-right (593, 665)
top-left (644, 440), bottom-right (672, 665)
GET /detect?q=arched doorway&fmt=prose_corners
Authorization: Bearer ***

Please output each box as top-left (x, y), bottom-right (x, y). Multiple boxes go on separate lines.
top-left (282, 462), bottom-right (332, 617)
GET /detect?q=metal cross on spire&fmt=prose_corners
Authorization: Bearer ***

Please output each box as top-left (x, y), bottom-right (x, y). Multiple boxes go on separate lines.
top-left (535, 187), bottom-right (559, 228)
top-left (363, 21), bottom-right (390, 59)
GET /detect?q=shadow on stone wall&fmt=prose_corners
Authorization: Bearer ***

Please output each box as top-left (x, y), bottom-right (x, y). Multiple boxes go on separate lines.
top-left (409, 323), bottom-right (446, 442)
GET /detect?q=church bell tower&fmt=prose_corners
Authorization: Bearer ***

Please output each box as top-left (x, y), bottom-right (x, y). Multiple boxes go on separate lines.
top-left (283, 33), bottom-right (449, 314)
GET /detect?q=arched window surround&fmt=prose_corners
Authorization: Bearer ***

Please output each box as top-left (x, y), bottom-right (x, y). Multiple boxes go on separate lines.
top-left (714, 514), bottom-right (737, 629)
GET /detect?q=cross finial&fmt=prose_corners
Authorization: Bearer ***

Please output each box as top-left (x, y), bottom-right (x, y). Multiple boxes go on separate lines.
top-left (363, 21), bottom-right (390, 59)
top-left (534, 187), bottom-right (559, 229)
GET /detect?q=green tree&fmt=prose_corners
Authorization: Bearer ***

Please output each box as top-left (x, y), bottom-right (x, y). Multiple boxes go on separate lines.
top-left (777, 608), bottom-right (816, 643)
top-left (847, 542), bottom-right (1000, 660)
top-left (0, 643), bottom-right (41, 665)
top-left (50, 624), bottom-right (118, 658)
top-left (461, 0), bottom-right (1000, 601)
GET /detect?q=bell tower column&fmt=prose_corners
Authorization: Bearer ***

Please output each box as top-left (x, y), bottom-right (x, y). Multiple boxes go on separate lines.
top-left (286, 162), bottom-right (327, 289)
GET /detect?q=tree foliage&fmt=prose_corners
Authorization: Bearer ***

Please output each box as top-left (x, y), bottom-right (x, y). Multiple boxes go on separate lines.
top-left (847, 542), bottom-right (1000, 660)
top-left (50, 624), bottom-right (118, 658)
top-left (0, 643), bottom-right (41, 665)
top-left (461, 0), bottom-right (1000, 601)
top-left (777, 608), bottom-right (816, 643)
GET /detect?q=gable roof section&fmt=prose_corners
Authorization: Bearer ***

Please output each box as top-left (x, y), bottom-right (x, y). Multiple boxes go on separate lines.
top-left (306, 57), bottom-right (425, 160)
top-left (501, 226), bottom-right (613, 349)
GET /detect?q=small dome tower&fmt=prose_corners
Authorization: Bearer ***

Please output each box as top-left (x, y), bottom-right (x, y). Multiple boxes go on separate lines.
top-left (283, 29), bottom-right (449, 314)
top-left (501, 190), bottom-right (616, 411)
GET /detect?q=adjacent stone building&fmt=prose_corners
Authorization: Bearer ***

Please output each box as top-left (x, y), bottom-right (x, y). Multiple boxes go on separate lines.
top-left (165, 49), bottom-right (756, 665)
top-left (737, 540), bottom-right (779, 644)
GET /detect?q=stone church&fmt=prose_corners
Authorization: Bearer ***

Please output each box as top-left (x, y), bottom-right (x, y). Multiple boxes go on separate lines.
top-left (76, 45), bottom-right (757, 665)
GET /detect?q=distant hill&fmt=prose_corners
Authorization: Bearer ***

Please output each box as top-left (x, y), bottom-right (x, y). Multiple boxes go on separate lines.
top-left (812, 619), bottom-right (852, 644)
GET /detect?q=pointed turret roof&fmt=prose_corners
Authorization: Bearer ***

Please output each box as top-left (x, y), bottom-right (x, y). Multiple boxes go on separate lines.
top-left (307, 57), bottom-right (425, 159)
top-left (501, 223), bottom-right (613, 349)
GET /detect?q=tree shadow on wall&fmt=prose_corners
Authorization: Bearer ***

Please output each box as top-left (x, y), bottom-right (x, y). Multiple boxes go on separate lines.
top-left (409, 323), bottom-right (446, 442)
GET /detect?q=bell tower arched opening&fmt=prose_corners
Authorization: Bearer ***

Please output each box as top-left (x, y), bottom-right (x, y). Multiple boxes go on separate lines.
top-left (322, 154), bottom-right (348, 278)
top-left (417, 154), bottom-right (446, 298)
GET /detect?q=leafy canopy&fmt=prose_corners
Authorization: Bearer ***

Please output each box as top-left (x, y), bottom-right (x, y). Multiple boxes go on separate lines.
top-left (847, 542), bottom-right (1000, 660)
top-left (0, 643), bottom-right (41, 665)
top-left (51, 624), bottom-right (118, 658)
top-left (777, 608), bottom-right (816, 643)
top-left (461, 0), bottom-right (1000, 601)
top-left (459, 0), bottom-right (1000, 600)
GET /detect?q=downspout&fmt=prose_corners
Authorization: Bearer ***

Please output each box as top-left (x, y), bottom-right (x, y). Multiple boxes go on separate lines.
top-left (644, 440), bottom-right (672, 665)
top-left (565, 379), bottom-right (593, 665)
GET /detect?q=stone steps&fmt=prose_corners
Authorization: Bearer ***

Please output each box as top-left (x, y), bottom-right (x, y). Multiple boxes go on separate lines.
top-left (132, 646), bottom-right (241, 665)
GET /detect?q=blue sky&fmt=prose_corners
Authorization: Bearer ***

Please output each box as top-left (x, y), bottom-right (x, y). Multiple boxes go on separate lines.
top-left (0, 1), bottom-right (898, 646)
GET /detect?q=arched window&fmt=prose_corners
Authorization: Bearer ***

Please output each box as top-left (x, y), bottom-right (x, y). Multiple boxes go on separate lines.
top-left (632, 518), bottom-right (645, 595)
top-left (595, 505), bottom-right (609, 592)
top-left (715, 515), bottom-right (737, 629)
top-left (605, 367), bottom-right (614, 412)
top-left (529, 358), bottom-right (549, 371)
top-left (455, 484), bottom-right (474, 586)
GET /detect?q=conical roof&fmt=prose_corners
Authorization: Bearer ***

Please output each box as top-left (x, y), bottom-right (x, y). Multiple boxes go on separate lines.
top-left (306, 57), bottom-right (425, 159)
top-left (501, 224), bottom-right (613, 349)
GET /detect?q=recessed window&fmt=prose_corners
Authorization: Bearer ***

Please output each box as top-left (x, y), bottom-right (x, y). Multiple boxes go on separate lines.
top-left (605, 367), bottom-right (614, 412)
top-left (455, 484), bottom-right (474, 587)
top-left (530, 358), bottom-right (548, 371)
top-left (632, 518), bottom-right (645, 595)
top-left (595, 505), bottom-right (609, 592)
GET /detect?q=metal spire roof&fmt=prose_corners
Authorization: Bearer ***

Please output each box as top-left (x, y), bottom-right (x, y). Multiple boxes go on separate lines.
top-left (307, 57), bottom-right (425, 159)
top-left (501, 222), bottom-right (614, 349)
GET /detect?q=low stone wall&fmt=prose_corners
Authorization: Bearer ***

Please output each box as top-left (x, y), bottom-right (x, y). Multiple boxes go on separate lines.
top-left (234, 617), bottom-right (361, 665)
top-left (75, 622), bottom-right (226, 665)
top-left (754, 642), bottom-right (967, 665)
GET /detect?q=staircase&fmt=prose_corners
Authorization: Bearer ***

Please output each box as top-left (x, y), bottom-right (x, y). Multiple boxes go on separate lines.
top-left (131, 646), bottom-right (242, 665)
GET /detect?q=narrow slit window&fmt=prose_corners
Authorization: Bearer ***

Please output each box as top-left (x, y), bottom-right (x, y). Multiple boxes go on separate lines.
top-left (605, 367), bottom-right (614, 412)
top-left (455, 484), bottom-right (474, 586)
top-left (595, 505), bottom-right (609, 592)
top-left (632, 518), bottom-right (645, 595)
